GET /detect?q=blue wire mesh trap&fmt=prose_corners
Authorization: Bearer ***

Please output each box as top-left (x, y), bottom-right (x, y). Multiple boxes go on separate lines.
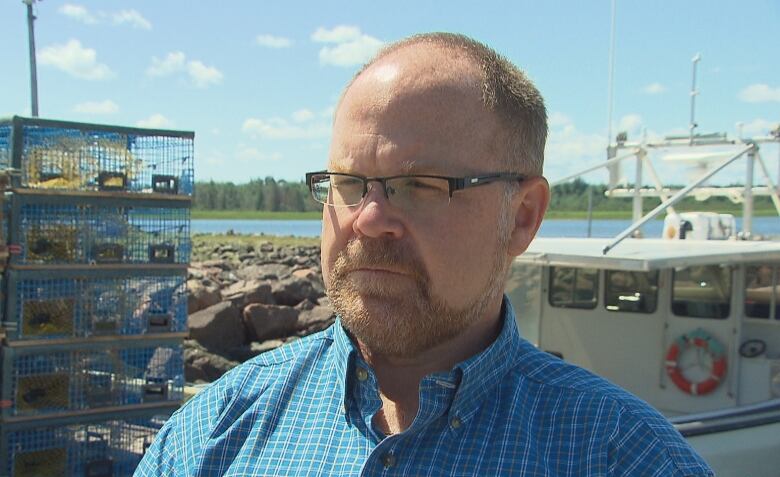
top-left (1, 409), bottom-right (172, 477)
top-left (3, 269), bottom-right (187, 340)
top-left (10, 195), bottom-right (191, 265)
top-left (0, 116), bottom-right (194, 195)
top-left (1, 341), bottom-right (184, 418)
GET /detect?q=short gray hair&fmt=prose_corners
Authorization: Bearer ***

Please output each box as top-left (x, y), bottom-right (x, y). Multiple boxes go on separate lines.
top-left (346, 32), bottom-right (548, 176)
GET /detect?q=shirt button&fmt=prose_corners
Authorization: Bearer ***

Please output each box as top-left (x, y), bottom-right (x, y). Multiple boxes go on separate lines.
top-left (450, 416), bottom-right (462, 429)
top-left (356, 367), bottom-right (369, 381)
top-left (381, 452), bottom-right (396, 468)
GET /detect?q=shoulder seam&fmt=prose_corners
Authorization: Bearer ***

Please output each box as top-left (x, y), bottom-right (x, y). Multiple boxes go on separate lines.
top-left (245, 333), bottom-right (334, 368)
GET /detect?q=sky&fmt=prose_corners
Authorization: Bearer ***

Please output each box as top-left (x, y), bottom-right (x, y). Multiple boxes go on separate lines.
top-left (1, 0), bottom-right (778, 187)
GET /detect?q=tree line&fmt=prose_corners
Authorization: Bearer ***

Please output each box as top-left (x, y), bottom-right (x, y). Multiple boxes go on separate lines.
top-left (193, 178), bottom-right (321, 212)
top-left (193, 177), bottom-right (772, 213)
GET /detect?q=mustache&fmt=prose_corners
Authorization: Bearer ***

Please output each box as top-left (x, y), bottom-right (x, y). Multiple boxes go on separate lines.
top-left (332, 238), bottom-right (427, 281)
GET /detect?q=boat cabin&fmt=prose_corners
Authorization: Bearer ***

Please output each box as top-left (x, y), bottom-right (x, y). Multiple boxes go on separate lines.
top-left (506, 237), bottom-right (780, 416)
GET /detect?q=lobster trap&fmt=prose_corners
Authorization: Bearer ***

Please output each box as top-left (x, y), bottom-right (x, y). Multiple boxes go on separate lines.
top-left (1, 339), bottom-right (184, 419)
top-left (8, 191), bottom-right (191, 265)
top-left (0, 116), bottom-right (193, 195)
top-left (2, 268), bottom-right (187, 341)
top-left (0, 406), bottom-right (175, 477)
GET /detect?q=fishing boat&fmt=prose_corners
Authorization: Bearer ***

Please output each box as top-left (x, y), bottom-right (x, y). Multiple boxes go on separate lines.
top-left (506, 120), bottom-right (780, 475)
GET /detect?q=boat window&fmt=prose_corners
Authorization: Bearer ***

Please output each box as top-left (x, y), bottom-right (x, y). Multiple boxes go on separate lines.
top-left (745, 264), bottom-right (779, 320)
top-left (672, 265), bottom-right (731, 319)
top-left (549, 267), bottom-right (598, 309)
top-left (605, 270), bottom-right (659, 313)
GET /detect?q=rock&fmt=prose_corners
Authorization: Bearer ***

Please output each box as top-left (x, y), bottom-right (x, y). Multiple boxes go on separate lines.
top-left (184, 340), bottom-right (240, 382)
top-left (187, 279), bottom-right (221, 314)
top-left (202, 259), bottom-right (231, 270)
top-left (243, 303), bottom-right (300, 342)
top-left (188, 302), bottom-right (245, 352)
top-left (236, 263), bottom-right (293, 281)
top-left (146, 347), bottom-right (177, 379)
top-left (272, 276), bottom-right (324, 307)
top-left (297, 305), bottom-right (336, 335)
top-left (295, 298), bottom-right (317, 311)
top-left (260, 242), bottom-right (274, 252)
top-left (221, 280), bottom-right (275, 307)
top-left (188, 267), bottom-right (205, 280)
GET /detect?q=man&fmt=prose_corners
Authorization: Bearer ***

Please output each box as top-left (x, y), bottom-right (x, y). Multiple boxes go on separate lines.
top-left (136, 33), bottom-right (712, 476)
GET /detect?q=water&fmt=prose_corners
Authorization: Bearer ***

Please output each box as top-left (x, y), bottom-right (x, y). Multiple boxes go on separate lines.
top-left (192, 217), bottom-right (780, 238)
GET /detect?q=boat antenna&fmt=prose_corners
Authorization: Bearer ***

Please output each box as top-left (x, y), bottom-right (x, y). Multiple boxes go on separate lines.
top-left (606, 0), bottom-right (617, 146)
top-left (23, 0), bottom-right (40, 117)
top-left (688, 53), bottom-right (701, 145)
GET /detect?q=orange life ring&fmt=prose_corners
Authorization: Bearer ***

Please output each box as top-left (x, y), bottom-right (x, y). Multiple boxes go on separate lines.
top-left (665, 329), bottom-right (727, 396)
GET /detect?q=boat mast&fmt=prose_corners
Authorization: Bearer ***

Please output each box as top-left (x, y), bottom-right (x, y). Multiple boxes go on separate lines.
top-left (688, 53), bottom-right (701, 145)
top-left (23, 0), bottom-right (40, 117)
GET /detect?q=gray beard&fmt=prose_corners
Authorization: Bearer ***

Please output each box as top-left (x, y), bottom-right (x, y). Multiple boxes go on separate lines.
top-left (327, 235), bottom-right (509, 359)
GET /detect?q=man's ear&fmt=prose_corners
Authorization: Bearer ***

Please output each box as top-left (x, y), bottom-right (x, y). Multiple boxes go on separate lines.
top-left (507, 176), bottom-right (549, 256)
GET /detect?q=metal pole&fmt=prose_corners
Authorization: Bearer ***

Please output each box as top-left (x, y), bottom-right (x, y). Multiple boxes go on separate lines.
top-left (603, 144), bottom-right (754, 255)
top-left (586, 186), bottom-right (593, 238)
top-left (24, 0), bottom-right (39, 117)
top-left (606, 0), bottom-right (617, 146)
top-left (743, 149), bottom-right (755, 239)
top-left (689, 53), bottom-right (701, 146)
top-left (633, 150), bottom-right (644, 230)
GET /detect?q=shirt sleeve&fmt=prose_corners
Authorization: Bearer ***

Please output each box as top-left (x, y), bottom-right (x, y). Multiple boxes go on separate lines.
top-left (133, 364), bottom-right (252, 476)
top-left (607, 405), bottom-right (714, 477)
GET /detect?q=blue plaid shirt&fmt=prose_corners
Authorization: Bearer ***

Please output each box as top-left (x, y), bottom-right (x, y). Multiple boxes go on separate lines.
top-left (136, 299), bottom-right (712, 476)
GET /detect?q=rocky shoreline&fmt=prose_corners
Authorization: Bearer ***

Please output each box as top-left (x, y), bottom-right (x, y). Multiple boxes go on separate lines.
top-left (186, 238), bottom-right (332, 383)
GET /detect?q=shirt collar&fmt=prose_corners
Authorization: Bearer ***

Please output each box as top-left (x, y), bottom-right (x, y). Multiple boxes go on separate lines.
top-left (449, 296), bottom-right (523, 423)
top-left (330, 295), bottom-right (523, 423)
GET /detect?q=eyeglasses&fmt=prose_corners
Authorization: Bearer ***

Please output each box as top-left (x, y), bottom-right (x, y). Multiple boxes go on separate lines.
top-left (305, 171), bottom-right (525, 212)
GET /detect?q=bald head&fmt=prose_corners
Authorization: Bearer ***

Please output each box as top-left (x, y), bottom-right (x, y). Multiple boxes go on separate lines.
top-left (338, 33), bottom-right (547, 175)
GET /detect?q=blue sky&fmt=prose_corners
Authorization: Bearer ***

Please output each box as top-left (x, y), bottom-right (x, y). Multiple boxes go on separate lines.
top-left (1, 0), bottom-right (778, 186)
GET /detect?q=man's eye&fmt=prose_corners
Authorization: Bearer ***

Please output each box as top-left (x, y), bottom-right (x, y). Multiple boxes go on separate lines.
top-left (410, 180), bottom-right (438, 190)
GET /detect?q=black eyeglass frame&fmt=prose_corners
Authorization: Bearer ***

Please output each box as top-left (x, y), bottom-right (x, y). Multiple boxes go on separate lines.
top-left (305, 170), bottom-right (526, 205)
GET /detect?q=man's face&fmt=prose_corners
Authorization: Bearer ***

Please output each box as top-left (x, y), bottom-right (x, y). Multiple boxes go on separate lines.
top-left (321, 50), bottom-right (516, 358)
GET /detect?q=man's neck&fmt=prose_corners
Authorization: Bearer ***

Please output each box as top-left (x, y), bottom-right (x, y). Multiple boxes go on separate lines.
top-left (358, 300), bottom-right (504, 435)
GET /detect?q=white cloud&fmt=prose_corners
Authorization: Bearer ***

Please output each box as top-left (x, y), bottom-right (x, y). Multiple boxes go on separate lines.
top-left (738, 84), bottom-right (780, 103)
top-left (739, 118), bottom-right (778, 138)
top-left (112, 10), bottom-right (152, 30)
top-left (292, 109), bottom-right (315, 122)
top-left (59, 4), bottom-right (97, 24)
top-left (311, 26), bottom-right (362, 43)
top-left (136, 114), bottom-right (173, 129)
top-left (39, 39), bottom-right (114, 80)
top-left (73, 100), bottom-right (118, 114)
top-left (146, 52), bottom-right (186, 77)
top-left (242, 117), bottom-right (331, 140)
top-left (643, 82), bottom-right (666, 94)
top-left (59, 4), bottom-right (151, 29)
top-left (187, 60), bottom-right (224, 88)
top-left (311, 25), bottom-right (383, 67)
top-left (236, 145), bottom-right (283, 163)
top-left (256, 34), bottom-right (292, 48)
top-left (146, 52), bottom-right (223, 88)
top-left (618, 114), bottom-right (644, 136)
top-left (543, 112), bottom-right (610, 181)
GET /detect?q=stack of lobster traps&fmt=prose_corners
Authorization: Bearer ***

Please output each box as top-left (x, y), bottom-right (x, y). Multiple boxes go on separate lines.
top-left (0, 116), bottom-right (193, 476)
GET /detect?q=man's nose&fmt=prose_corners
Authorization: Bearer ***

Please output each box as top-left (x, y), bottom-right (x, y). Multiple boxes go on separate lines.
top-left (352, 181), bottom-right (404, 239)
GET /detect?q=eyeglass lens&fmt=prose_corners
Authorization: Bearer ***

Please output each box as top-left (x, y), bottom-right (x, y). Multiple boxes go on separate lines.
top-left (311, 174), bottom-right (452, 212)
